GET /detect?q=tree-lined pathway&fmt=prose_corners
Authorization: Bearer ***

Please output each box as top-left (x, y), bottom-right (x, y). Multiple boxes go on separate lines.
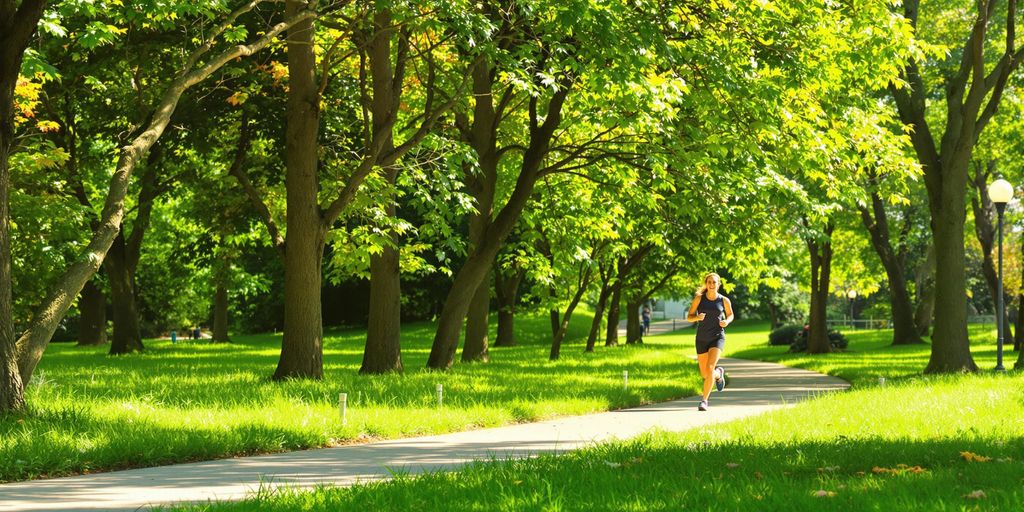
top-left (617, 317), bottom-right (692, 338)
top-left (0, 359), bottom-right (848, 512)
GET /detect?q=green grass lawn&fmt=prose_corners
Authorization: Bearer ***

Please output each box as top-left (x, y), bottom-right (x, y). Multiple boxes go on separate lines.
top-left (0, 311), bottom-right (703, 483)
top-left (728, 322), bottom-right (1010, 385)
top-left (168, 321), bottom-right (1024, 511)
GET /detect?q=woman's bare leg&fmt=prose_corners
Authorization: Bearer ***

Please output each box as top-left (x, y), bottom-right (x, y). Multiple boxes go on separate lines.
top-left (698, 352), bottom-right (712, 401)
top-left (703, 347), bottom-right (723, 401)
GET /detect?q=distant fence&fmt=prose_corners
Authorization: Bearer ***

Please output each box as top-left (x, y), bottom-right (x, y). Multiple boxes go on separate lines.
top-left (827, 315), bottom-right (997, 330)
top-left (968, 315), bottom-right (996, 325)
top-left (826, 318), bottom-right (890, 330)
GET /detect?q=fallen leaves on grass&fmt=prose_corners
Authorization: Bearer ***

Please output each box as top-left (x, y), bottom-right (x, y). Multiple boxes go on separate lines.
top-left (817, 466), bottom-right (840, 473)
top-left (871, 464), bottom-right (927, 475)
top-left (960, 452), bottom-right (992, 463)
top-left (812, 490), bottom-right (836, 498)
top-left (726, 462), bottom-right (740, 469)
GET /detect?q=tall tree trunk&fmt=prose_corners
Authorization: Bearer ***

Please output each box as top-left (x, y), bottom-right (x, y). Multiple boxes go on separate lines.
top-left (105, 233), bottom-right (143, 354)
top-left (600, 247), bottom-right (653, 347)
top-left (550, 266), bottom-right (592, 360)
top-left (460, 196), bottom-right (494, 363)
top-left (927, 185), bottom-right (976, 372)
top-left (362, 237), bottom-right (402, 373)
top-left (0, 135), bottom-right (22, 410)
top-left (275, 228), bottom-right (325, 379)
top-left (457, 57), bottom-right (499, 362)
top-left (859, 192), bottom-right (923, 345)
top-left (363, 167), bottom-right (401, 372)
top-left (970, 164), bottom-right (1013, 340)
top-left (494, 264), bottom-right (523, 347)
top-left (914, 243), bottom-right (935, 337)
top-left (549, 304), bottom-right (560, 338)
top-left (1, 0), bottom-right (47, 413)
top-left (767, 301), bottom-right (779, 330)
top-left (104, 161), bottom-right (158, 355)
top-left (426, 203), bottom-right (524, 369)
top-left (537, 234), bottom-right (560, 338)
top-left (625, 298), bottom-right (643, 344)
top-left (362, 24), bottom-right (403, 372)
top-left (360, 8), bottom-right (423, 373)
top-left (1014, 295), bottom-right (1023, 353)
top-left (605, 279), bottom-right (622, 347)
top-left (806, 223), bottom-right (833, 354)
top-left (211, 251), bottom-right (230, 343)
top-left (1018, 323), bottom-right (1024, 369)
top-left (882, 258), bottom-right (921, 345)
top-left (274, 0), bottom-right (324, 380)
top-left (212, 283), bottom-right (229, 343)
top-left (461, 269), bottom-right (491, 362)
top-left (1016, 233), bottom-right (1024, 352)
top-left (1017, 236), bottom-right (1024, 368)
top-left (77, 279), bottom-right (107, 346)
top-left (0, 82), bottom-right (22, 410)
top-left (461, 213), bottom-right (494, 361)
top-left (426, 84), bottom-right (571, 370)
top-left (585, 270), bottom-right (612, 352)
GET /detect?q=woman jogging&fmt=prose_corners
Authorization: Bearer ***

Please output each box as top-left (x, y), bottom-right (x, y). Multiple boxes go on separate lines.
top-left (686, 272), bottom-right (734, 411)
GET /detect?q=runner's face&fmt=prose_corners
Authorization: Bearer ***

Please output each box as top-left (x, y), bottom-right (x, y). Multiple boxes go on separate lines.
top-left (705, 276), bottom-right (719, 291)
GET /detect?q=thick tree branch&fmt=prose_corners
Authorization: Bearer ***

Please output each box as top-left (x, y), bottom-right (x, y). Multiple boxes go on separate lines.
top-left (227, 116), bottom-right (286, 258)
top-left (1, 1), bottom-right (46, 58)
top-left (379, 56), bottom-right (479, 166)
top-left (125, 160), bottom-right (160, 267)
top-left (889, 71), bottom-right (941, 203)
top-left (641, 263), bottom-right (681, 304)
top-left (977, 0), bottom-right (1021, 135)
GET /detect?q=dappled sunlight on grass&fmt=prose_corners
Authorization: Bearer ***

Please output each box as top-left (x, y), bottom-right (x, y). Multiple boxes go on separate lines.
top-left (1, 310), bottom-right (702, 482)
top-left (171, 346), bottom-right (1024, 512)
top-left (13, 315), bottom-right (1019, 496)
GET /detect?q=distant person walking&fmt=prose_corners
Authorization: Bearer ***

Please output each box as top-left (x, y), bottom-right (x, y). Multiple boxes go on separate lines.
top-left (687, 272), bottom-right (734, 411)
top-left (641, 305), bottom-right (652, 335)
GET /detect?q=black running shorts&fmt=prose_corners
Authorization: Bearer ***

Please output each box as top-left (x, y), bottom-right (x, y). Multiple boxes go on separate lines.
top-left (695, 335), bottom-right (725, 355)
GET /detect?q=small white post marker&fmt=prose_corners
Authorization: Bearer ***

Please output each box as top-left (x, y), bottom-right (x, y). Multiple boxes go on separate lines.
top-left (339, 392), bottom-right (348, 425)
top-left (623, 370), bottom-right (629, 390)
top-left (436, 383), bottom-right (443, 407)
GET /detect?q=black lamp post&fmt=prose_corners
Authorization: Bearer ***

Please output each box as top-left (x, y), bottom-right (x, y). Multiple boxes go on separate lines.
top-left (988, 178), bottom-right (1013, 372)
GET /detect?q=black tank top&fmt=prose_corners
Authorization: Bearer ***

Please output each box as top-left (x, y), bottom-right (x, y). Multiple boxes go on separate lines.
top-left (695, 293), bottom-right (726, 342)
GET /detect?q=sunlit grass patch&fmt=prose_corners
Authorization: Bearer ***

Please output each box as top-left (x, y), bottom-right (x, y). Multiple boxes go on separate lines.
top-left (170, 361), bottom-right (1024, 512)
top-left (0, 311), bottom-right (700, 482)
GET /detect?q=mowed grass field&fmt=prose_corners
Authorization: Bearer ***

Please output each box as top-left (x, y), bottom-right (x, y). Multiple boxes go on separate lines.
top-left (1, 311), bottom-right (705, 483)
top-left (168, 322), bottom-right (1024, 512)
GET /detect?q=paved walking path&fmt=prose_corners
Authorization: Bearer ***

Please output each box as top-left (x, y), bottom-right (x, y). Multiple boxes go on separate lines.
top-left (0, 358), bottom-right (848, 512)
top-left (617, 317), bottom-right (692, 337)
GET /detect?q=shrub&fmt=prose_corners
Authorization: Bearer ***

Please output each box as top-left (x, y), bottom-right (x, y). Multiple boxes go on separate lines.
top-left (789, 327), bottom-right (849, 352)
top-left (768, 324), bottom-right (804, 346)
